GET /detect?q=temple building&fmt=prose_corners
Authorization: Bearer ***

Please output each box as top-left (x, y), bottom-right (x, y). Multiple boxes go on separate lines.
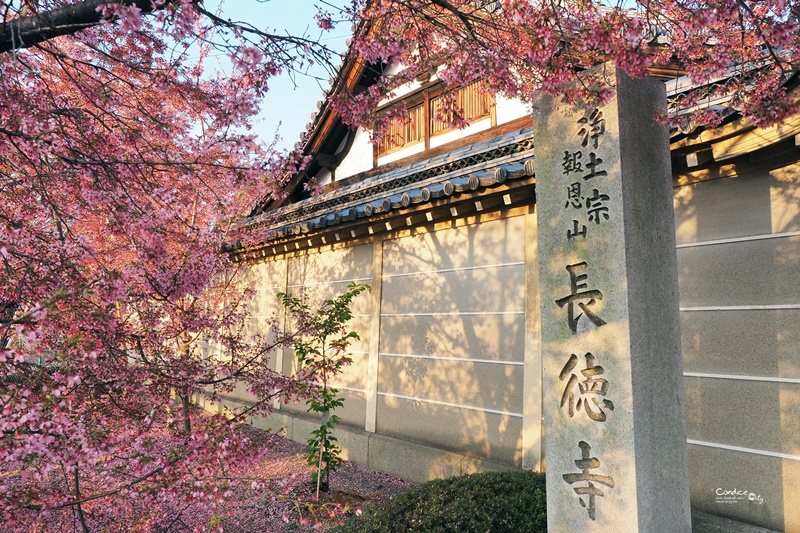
top-left (212, 44), bottom-right (800, 532)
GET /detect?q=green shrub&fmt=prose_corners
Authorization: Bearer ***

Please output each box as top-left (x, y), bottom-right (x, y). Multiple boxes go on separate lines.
top-left (332, 470), bottom-right (547, 533)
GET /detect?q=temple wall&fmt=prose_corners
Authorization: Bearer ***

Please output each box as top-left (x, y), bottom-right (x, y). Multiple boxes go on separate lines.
top-left (210, 145), bottom-right (800, 532)
top-left (375, 215), bottom-right (528, 467)
top-left (215, 212), bottom-right (537, 481)
top-left (674, 158), bottom-right (800, 532)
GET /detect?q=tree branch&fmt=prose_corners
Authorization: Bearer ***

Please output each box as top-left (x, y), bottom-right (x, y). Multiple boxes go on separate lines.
top-left (429, 0), bottom-right (477, 40)
top-left (74, 468), bottom-right (90, 533)
top-left (25, 459), bottom-right (170, 511)
top-left (0, 0), bottom-right (157, 54)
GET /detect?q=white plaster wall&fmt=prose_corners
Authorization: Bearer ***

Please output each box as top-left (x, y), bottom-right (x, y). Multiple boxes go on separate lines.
top-left (336, 126), bottom-right (374, 180)
top-left (674, 159), bottom-right (800, 533)
top-left (376, 141), bottom-right (425, 166)
top-left (429, 117), bottom-right (492, 149)
top-left (377, 216), bottom-right (528, 466)
top-left (495, 94), bottom-right (530, 125)
top-left (280, 244), bottom-right (375, 427)
top-left (315, 168), bottom-right (332, 187)
top-left (377, 62), bottom-right (427, 105)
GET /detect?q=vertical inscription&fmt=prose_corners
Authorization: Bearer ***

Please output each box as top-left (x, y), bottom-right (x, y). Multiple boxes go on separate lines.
top-left (554, 107), bottom-right (616, 520)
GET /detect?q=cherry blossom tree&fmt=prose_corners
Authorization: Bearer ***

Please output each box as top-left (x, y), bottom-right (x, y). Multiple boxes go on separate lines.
top-left (0, 1), bottom-right (337, 530)
top-left (336, 0), bottom-right (800, 130)
top-left (1, 0), bottom-right (798, 530)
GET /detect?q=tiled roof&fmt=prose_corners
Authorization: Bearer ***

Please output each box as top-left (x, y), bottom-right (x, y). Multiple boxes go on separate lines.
top-left (227, 127), bottom-right (536, 258)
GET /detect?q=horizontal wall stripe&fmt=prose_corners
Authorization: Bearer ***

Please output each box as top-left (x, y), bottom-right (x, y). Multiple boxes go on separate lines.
top-left (377, 391), bottom-right (523, 418)
top-left (681, 304), bottom-right (800, 312)
top-left (252, 286), bottom-right (285, 292)
top-left (684, 372), bottom-right (800, 384)
top-left (283, 313), bottom-right (370, 321)
top-left (676, 230), bottom-right (800, 249)
top-left (688, 439), bottom-right (800, 462)
top-left (286, 276), bottom-right (372, 289)
top-left (249, 348), bottom-right (366, 357)
top-left (381, 311), bottom-right (524, 317)
top-left (380, 352), bottom-right (524, 366)
top-left (383, 261), bottom-right (525, 279)
top-left (329, 385), bottom-right (367, 394)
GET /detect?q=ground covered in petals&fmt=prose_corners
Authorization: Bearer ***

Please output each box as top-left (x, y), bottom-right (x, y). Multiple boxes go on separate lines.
top-left (216, 427), bottom-right (412, 532)
top-left (13, 422), bottom-right (411, 532)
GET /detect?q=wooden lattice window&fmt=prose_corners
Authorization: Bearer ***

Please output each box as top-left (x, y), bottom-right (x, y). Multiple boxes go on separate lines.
top-left (430, 81), bottom-right (491, 136)
top-left (374, 80), bottom-right (495, 158)
top-left (377, 104), bottom-right (425, 155)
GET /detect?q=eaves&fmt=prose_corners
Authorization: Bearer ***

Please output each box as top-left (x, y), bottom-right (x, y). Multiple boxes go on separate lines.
top-left (228, 127), bottom-right (537, 262)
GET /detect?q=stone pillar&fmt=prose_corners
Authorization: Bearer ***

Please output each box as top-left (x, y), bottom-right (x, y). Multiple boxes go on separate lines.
top-left (533, 65), bottom-right (691, 532)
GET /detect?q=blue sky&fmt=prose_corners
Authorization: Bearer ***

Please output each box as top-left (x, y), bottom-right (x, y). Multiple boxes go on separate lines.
top-left (204, 0), bottom-right (352, 151)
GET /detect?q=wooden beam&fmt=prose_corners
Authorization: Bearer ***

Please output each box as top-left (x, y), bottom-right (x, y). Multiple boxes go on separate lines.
top-left (711, 113), bottom-right (800, 161)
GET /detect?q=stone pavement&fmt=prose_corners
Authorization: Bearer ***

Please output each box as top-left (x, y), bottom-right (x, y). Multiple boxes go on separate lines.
top-left (692, 510), bottom-right (782, 533)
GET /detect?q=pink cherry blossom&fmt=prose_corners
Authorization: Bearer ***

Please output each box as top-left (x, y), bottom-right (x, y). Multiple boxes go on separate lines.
top-left (2, 1), bottom-right (799, 530)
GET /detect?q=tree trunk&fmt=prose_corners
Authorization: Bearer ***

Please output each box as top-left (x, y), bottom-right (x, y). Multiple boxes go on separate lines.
top-left (181, 393), bottom-right (191, 434)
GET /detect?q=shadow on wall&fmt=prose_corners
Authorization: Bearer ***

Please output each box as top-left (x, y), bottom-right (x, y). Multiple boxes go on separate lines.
top-left (673, 156), bottom-right (800, 532)
top-left (376, 216), bottom-right (528, 469)
top-left (279, 244), bottom-right (374, 428)
top-left (218, 246), bottom-right (374, 427)
top-left (231, 262), bottom-right (291, 400)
